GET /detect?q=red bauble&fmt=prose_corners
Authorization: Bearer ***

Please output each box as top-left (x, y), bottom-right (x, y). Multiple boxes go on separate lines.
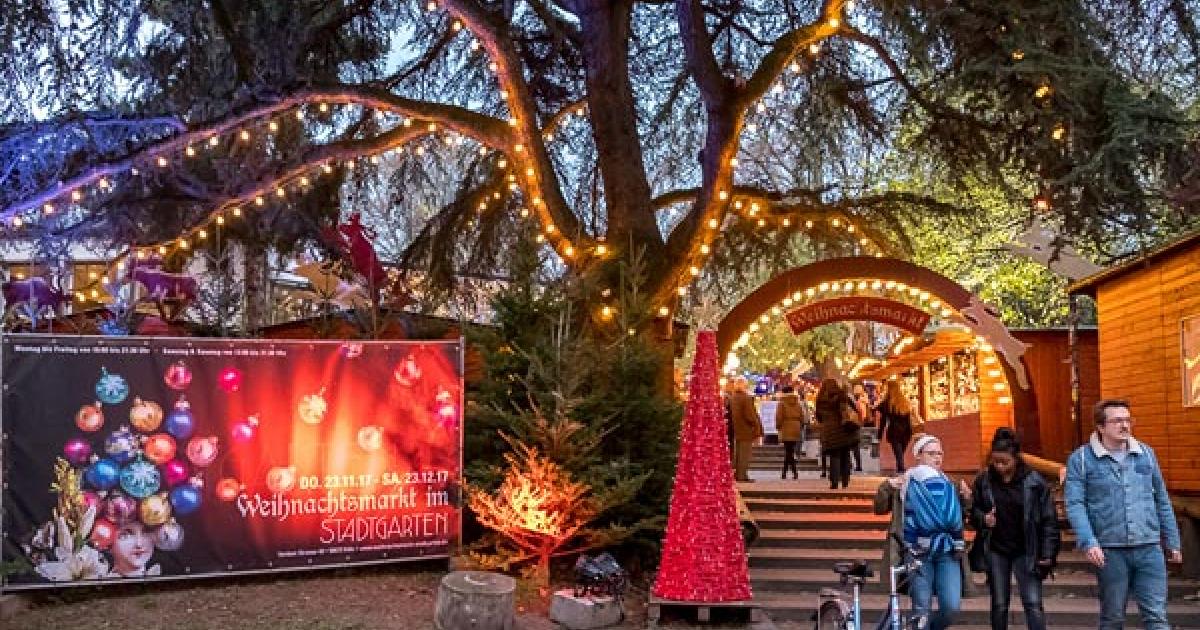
top-left (76, 403), bottom-right (104, 432)
top-left (218, 367), bottom-right (243, 393)
top-left (651, 330), bottom-right (751, 603)
top-left (216, 478), bottom-right (241, 501)
top-left (164, 361), bottom-right (193, 390)
top-left (143, 433), bottom-right (177, 464)
top-left (89, 518), bottom-right (118, 550)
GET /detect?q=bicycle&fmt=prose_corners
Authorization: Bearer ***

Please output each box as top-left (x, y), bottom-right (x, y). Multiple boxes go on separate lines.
top-left (813, 537), bottom-right (928, 630)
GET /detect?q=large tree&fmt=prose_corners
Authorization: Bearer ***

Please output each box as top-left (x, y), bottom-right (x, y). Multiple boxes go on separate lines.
top-left (1, 0), bottom-right (1197, 332)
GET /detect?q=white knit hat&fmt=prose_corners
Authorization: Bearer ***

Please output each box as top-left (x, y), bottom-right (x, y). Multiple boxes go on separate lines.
top-left (912, 434), bottom-right (941, 457)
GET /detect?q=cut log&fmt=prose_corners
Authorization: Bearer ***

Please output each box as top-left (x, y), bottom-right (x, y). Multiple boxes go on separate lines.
top-left (434, 570), bottom-right (516, 630)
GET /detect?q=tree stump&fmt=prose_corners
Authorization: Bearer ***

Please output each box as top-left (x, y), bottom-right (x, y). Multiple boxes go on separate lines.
top-left (434, 571), bottom-right (516, 630)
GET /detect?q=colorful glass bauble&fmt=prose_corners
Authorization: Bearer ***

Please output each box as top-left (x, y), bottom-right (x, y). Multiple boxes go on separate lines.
top-left (63, 438), bottom-right (93, 466)
top-left (94, 367), bottom-right (130, 405)
top-left (163, 361), bottom-right (193, 391)
top-left (75, 402), bottom-right (105, 432)
top-left (265, 466), bottom-right (296, 493)
top-left (168, 484), bottom-right (202, 516)
top-left (218, 367), bottom-right (243, 393)
top-left (215, 478), bottom-right (241, 501)
top-left (104, 427), bottom-right (138, 464)
top-left (230, 414), bottom-right (259, 443)
top-left (161, 459), bottom-right (190, 487)
top-left (185, 436), bottom-right (218, 467)
top-left (164, 398), bottom-right (195, 440)
top-left (89, 518), bottom-right (117, 551)
top-left (143, 433), bottom-right (176, 464)
top-left (129, 397), bottom-right (164, 433)
top-left (154, 519), bottom-right (185, 551)
top-left (103, 493), bottom-right (139, 523)
top-left (392, 356), bottom-right (422, 387)
top-left (139, 493), bottom-right (172, 526)
top-left (296, 389), bottom-right (327, 425)
top-left (81, 490), bottom-right (102, 513)
top-left (119, 459), bottom-right (162, 499)
top-left (341, 343), bottom-right (363, 358)
top-left (84, 458), bottom-right (120, 490)
top-left (357, 425), bottom-right (383, 452)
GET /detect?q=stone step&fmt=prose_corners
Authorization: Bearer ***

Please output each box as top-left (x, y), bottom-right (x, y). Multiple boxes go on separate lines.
top-left (755, 592), bottom-right (1200, 626)
top-left (749, 545), bottom-right (1101, 573)
top-left (744, 498), bottom-right (875, 513)
top-left (753, 512), bottom-right (891, 531)
top-left (739, 485), bottom-right (880, 501)
top-left (756, 529), bottom-right (895, 549)
top-left (750, 567), bottom-right (1200, 599)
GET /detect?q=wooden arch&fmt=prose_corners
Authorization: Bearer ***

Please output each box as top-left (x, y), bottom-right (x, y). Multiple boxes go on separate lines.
top-left (715, 256), bottom-right (1041, 456)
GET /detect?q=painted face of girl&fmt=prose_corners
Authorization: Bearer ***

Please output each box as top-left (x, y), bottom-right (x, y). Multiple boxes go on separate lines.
top-left (111, 521), bottom-right (155, 576)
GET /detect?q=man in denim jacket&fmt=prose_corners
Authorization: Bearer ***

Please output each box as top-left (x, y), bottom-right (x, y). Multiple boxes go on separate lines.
top-left (1064, 399), bottom-right (1182, 629)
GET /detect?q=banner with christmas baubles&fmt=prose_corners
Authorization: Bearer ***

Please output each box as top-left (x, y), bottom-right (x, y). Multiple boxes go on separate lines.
top-left (0, 335), bottom-right (463, 589)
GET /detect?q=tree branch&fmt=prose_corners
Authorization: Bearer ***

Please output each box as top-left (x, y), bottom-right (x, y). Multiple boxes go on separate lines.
top-left (3, 84), bottom-right (514, 221)
top-left (674, 0), bottom-right (733, 108)
top-left (737, 0), bottom-right (847, 110)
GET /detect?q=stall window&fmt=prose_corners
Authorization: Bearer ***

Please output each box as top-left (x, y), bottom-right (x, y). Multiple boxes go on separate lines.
top-left (952, 349), bottom-right (980, 415)
top-left (927, 357), bottom-right (951, 420)
top-left (71, 263), bottom-right (111, 312)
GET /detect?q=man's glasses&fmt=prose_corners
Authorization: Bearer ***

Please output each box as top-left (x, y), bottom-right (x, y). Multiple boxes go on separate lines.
top-left (1104, 417), bottom-right (1134, 425)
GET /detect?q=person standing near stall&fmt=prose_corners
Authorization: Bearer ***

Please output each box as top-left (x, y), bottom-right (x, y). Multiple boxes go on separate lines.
top-left (776, 385), bottom-right (807, 480)
top-left (815, 379), bottom-right (858, 490)
top-left (969, 427), bottom-right (1059, 630)
top-left (729, 377), bottom-right (763, 483)
top-left (876, 379), bottom-right (919, 473)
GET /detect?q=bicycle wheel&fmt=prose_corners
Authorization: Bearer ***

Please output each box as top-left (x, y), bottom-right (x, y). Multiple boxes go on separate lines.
top-left (814, 600), bottom-right (851, 630)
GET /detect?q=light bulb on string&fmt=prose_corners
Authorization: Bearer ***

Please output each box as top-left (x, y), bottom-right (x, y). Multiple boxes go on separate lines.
top-left (239, 130), bottom-right (250, 141)
top-left (232, 207), bottom-right (243, 217)
top-left (185, 146), bottom-right (196, 157)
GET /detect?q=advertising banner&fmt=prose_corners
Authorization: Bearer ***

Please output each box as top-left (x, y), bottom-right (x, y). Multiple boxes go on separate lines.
top-left (1, 335), bottom-right (462, 589)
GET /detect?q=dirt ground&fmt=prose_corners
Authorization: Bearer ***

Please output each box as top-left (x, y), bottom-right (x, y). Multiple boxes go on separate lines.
top-left (4, 563), bottom-right (805, 630)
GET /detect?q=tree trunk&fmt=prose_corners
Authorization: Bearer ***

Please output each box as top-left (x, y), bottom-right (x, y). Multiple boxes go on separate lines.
top-left (577, 0), bottom-right (662, 254)
top-left (241, 239), bottom-right (269, 334)
top-left (435, 571), bottom-right (516, 630)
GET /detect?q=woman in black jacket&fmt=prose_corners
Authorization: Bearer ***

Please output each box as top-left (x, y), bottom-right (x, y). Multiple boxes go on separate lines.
top-left (969, 428), bottom-right (1060, 630)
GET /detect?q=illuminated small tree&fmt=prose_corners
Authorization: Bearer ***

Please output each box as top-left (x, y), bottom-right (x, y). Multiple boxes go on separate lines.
top-left (467, 435), bottom-right (642, 586)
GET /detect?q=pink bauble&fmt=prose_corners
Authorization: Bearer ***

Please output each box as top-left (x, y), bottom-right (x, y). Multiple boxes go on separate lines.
top-left (143, 433), bottom-right (177, 464)
top-left (185, 436), bottom-right (219, 467)
top-left (81, 491), bottom-right (102, 512)
top-left (75, 403), bottom-right (104, 432)
top-left (103, 493), bottom-right (138, 523)
top-left (218, 367), bottom-right (243, 393)
top-left (163, 361), bottom-right (193, 390)
top-left (392, 357), bottom-right (422, 386)
top-left (161, 459), bottom-right (190, 487)
top-left (63, 438), bottom-right (93, 466)
top-left (89, 518), bottom-right (117, 550)
top-left (230, 415), bottom-right (259, 443)
top-left (215, 478), bottom-right (240, 501)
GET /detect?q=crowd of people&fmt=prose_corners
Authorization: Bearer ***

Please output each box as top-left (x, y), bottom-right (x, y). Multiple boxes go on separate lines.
top-left (872, 399), bottom-right (1182, 630)
top-left (725, 377), bottom-right (1184, 629)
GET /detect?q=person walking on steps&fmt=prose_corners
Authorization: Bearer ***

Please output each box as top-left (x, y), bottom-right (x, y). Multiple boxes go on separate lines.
top-left (776, 385), bottom-right (807, 480)
top-left (729, 377), bottom-right (763, 483)
top-left (876, 379), bottom-right (920, 473)
top-left (969, 427), bottom-right (1060, 630)
top-left (815, 378), bottom-right (859, 490)
top-left (874, 435), bottom-right (965, 630)
top-left (849, 382), bottom-right (870, 472)
top-left (1064, 399), bottom-right (1182, 630)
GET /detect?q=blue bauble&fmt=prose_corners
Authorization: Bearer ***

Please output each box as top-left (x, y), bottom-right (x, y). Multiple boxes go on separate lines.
top-left (94, 368), bottom-right (130, 405)
top-left (84, 458), bottom-right (120, 490)
top-left (119, 459), bottom-right (162, 499)
top-left (164, 399), bottom-right (195, 440)
top-left (104, 427), bottom-right (138, 464)
top-left (168, 484), bottom-right (202, 516)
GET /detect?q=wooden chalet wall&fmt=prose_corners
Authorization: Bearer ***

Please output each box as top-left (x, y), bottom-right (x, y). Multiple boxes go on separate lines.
top-left (1072, 234), bottom-right (1200, 494)
top-left (1012, 329), bottom-right (1100, 463)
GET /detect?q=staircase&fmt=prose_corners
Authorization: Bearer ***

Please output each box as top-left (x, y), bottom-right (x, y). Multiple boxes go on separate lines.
top-left (749, 443), bottom-right (821, 474)
top-left (740, 474), bottom-right (1200, 628)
